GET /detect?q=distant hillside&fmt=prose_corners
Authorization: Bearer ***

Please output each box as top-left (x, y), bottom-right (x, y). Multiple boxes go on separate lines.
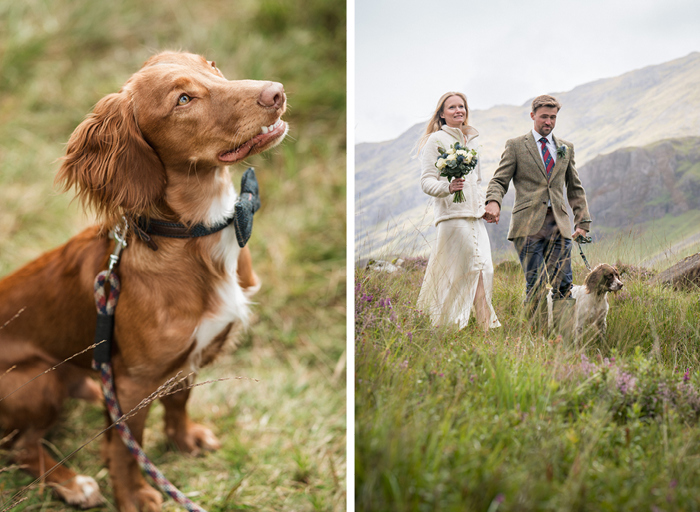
top-left (356, 52), bottom-right (700, 259)
top-left (584, 137), bottom-right (700, 230)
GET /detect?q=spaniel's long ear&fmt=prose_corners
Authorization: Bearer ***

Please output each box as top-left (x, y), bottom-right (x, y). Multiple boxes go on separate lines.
top-left (583, 264), bottom-right (605, 294)
top-left (56, 91), bottom-right (165, 224)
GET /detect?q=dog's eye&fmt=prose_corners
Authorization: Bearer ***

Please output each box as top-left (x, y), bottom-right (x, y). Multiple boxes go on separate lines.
top-left (177, 94), bottom-right (192, 106)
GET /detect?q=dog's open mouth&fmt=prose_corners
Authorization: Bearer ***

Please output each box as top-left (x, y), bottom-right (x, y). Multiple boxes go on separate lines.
top-left (218, 119), bottom-right (288, 163)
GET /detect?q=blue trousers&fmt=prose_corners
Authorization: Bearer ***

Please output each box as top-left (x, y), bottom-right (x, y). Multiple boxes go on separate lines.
top-left (513, 208), bottom-right (572, 303)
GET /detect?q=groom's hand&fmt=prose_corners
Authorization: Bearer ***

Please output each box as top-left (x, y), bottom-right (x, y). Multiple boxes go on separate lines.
top-left (572, 227), bottom-right (588, 240)
top-left (483, 201), bottom-right (500, 224)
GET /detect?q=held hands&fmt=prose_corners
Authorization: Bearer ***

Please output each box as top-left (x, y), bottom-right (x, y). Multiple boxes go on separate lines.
top-left (483, 201), bottom-right (500, 224)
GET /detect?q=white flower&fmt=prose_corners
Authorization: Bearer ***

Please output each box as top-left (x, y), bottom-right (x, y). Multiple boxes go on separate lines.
top-left (456, 150), bottom-right (468, 157)
top-left (436, 158), bottom-right (447, 170)
top-left (446, 154), bottom-right (457, 162)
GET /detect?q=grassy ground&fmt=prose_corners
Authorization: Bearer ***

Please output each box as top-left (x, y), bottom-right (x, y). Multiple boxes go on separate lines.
top-left (356, 248), bottom-right (700, 511)
top-left (590, 210), bottom-right (700, 268)
top-left (0, 1), bottom-right (346, 510)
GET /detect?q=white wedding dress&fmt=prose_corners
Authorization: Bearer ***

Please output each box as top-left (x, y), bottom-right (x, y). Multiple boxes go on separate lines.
top-left (417, 125), bottom-right (500, 330)
top-left (417, 218), bottom-right (500, 330)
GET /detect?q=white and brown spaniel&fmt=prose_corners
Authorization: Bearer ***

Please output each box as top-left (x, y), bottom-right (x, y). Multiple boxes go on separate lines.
top-left (548, 263), bottom-right (624, 343)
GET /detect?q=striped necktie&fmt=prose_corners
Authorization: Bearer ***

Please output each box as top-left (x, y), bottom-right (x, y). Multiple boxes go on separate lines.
top-left (539, 137), bottom-right (554, 176)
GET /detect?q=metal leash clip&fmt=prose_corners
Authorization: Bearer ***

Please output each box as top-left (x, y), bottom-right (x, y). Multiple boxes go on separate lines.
top-left (108, 216), bottom-right (129, 271)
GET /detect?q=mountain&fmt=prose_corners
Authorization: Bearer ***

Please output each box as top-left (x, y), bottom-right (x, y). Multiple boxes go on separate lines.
top-left (584, 137), bottom-right (700, 229)
top-left (356, 52), bottom-right (700, 259)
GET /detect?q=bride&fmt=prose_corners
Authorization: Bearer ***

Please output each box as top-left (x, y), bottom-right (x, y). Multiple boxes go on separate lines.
top-left (416, 92), bottom-right (500, 331)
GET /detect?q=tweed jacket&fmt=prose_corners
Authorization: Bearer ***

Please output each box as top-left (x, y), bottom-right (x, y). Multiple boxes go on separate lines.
top-left (485, 132), bottom-right (591, 240)
top-left (420, 125), bottom-right (486, 226)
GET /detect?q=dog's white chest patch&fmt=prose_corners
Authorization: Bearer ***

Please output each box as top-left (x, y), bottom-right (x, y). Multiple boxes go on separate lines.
top-left (190, 182), bottom-right (251, 369)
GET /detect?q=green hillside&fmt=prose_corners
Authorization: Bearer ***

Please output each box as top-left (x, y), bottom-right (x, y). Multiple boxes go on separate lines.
top-left (0, 1), bottom-right (346, 510)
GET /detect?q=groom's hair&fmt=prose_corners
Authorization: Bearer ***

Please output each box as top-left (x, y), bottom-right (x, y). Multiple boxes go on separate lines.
top-left (531, 95), bottom-right (561, 113)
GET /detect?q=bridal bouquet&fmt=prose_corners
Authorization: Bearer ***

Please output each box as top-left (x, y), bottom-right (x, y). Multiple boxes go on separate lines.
top-left (435, 142), bottom-right (478, 203)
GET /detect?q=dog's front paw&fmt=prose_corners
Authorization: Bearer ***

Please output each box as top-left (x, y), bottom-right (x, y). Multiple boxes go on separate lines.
top-left (116, 483), bottom-right (163, 512)
top-left (51, 474), bottom-right (105, 509)
top-left (135, 485), bottom-right (163, 512)
top-left (168, 422), bottom-right (221, 455)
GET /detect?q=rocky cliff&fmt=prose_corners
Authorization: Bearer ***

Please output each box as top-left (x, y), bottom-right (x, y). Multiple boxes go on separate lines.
top-left (583, 137), bottom-right (700, 229)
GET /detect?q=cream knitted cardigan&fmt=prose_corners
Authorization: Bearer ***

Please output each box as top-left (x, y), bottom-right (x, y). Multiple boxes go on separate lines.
top-left (420, 124), bottom-right (486, 226)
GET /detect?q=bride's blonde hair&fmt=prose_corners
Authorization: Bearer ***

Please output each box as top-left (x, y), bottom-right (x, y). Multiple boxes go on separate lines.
top-left (415, 92), bottom-right (469, 155)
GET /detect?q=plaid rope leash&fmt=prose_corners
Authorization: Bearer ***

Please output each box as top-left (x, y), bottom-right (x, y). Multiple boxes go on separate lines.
top-left (574, 234), bottom-right (593, 271)
top-left (94, 361), bottom-right (206, 511)
top-left (94, 270), bottom-right (120, 314)
top-left (92, 221), bottom-right (206, 512)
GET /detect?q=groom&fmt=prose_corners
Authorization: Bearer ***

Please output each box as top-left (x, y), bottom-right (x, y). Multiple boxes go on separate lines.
top-left (483, 94), bottom-right (591, 332)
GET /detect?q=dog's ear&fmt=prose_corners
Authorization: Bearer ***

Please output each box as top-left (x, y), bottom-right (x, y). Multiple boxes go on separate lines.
top-left (583, 264), bottom-right (605, 294)
top-left (56, 91), bottom-right (166, 224)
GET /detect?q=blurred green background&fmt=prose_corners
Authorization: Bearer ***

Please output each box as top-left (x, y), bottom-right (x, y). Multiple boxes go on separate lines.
top-left (0, 0), bottom-right (346, 510)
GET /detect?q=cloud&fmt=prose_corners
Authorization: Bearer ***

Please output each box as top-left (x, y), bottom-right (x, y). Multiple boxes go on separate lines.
top-left (355, 0), bottom-right (700, 143)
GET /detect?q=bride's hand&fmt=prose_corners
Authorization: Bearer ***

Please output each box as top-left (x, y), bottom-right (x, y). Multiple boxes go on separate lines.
top-left (449, 178), bottom-right (464, 193)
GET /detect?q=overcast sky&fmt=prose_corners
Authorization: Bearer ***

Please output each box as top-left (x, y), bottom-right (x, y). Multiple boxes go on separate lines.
top-left (355, 0), bottom-right (700, 143)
